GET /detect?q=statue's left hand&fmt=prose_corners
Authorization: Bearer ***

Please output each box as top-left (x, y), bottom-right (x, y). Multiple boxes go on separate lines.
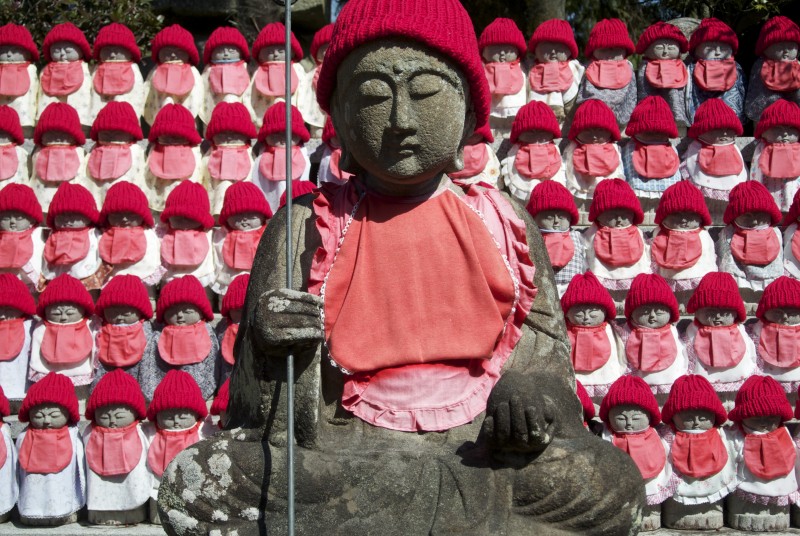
top-left (253, 288), bottom-right (324, 352)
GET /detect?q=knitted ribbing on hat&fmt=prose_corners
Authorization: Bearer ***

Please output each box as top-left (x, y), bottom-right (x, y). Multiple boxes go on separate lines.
top-left (0, 273), bottom-right (35, 317)
top-left (90, 101), bottom-right (143, 142)
top-left (479, 18), bottom-right (527, 57)
top-left (661, 375), bottom-right (727, 427)
top-left (756, 16), bottom-right (800, 57)
top-left (95, 274), bottom-right (153, 320)
top-left (311, 24), bottom-right (334, 63)
top-left (785, 189), bottom-right (800, 227)
top-left (635, 21), bottom-right (688, 55)
top-left (156, 275), bottom-right (214, 324)
top-left (34, 102), bottom-right (85, 146)
top-left (576, 380), bottom-right (595, 421)
top-left (757, 276), bottom-right (800, 321)
top-left (528, 19), bottom-right (578, 59)
top-left (723, 180), bottom-right (782, 226)
top-left (219, 181), bottom-right (272, 228)
top-left (0, 105), bottom-right (23, 145)
top-left (729, 375), bottom-right (792, 423)
top-left (151, 24), bottom-right (199, 65)
top-left (599, 375), bottom-right (662, 427)
top-left (560, 270), bottom-right (617, 321)
top-left (93, 23), bottom-right (141, 62)
top-left (0, 183), bottom-right (42, 225)
top-left (204, 26), bottom-right (250, 65)
top-left (588, 178), bottom-right (643, 224)
top-left (252, 22), bottom-right (303, 62)
top-left (686, 272), bottom-right (747, 323)
top-left (159, 180), bottom-right (215, 230)
top-left (205, 102), bottom-right (256, 142)
top-left (568, 99), bottom-right (620, 141)
top-left (0, 23), bottom-right (39, 61)
top-left (37, 274), bottom-right (94, 318)
top-left (148, 103), bottom-right (201, 145)
top-left (510, 101), bottom-right (562, 143)
top-left (624, 273), bottom-right (679, 324)
top-left (43, 22), bottom-right (91, 62)
top-left (85, 368), bottom-right (147, 421)
top-left (19, 372), bottom-right (80, 425)
top-left (211, 378), bottom-right (230, 416)
top-left (147, 369), bottom-right (208, 421)
top-left (258, 102), bottom-right (310, 144)
top-left (46, 182), bottom-right (98, 229)
top-left (626, 96), bottom-right (678, 139)
top-left (221, 274), bottom-right (249, 319)
top-left (0, 386), bottom-right (8, 418)
top-left (585, 18), bottom-right (635, 58)
top-left (525, 180), bottom-right (578, 225)
top-left (755, 99), bottom-right (800, 140)
top-left (99, 181), bottom-right (154, 228)
top-left (689, 18), bottom-right (738, 56)
top-left (654, 180), bottom-right (711, 227)
top-left (687, 98), bottom-right (743, 139)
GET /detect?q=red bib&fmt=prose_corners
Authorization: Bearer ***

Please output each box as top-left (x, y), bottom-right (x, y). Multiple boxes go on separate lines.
top-left (88, 143), bottom-right (132, 181)
top-left (528, 61), bottom-right (574, 93)
top-left (698, 143), bottom-right (743, 176)
top-left (542, 231), bottom-right (575, 269)
top-left (96, 321), bottom-right (147, 367)
top-left (221, 322), bottom-right (239, 365)
top-left (258, 146), bottom-right (306, 182)
top-left (671, 429), bottom-right (728, 479)
top-left (85, 422), bottom-right (143, 477)
top-left (450, 143), bottom-right (489, 179)
top-left (208, 61), bottom-right (249, 96)
top-left (93, 61), bottom-right (134, 96)
top-left (585, 60), bottom-right (632, 89)
top-left (161, 228), bottom-right (208, 267)
top-left (625, 324), bottom-right (677, 372)
top-left (593, 225), bottom-right (643, 266)
top-left (759, 143), bottom-right (800, 179)
top-left (644, 59), bottom-right (688, 89)
top-left (40, 61), bottom-right (84, 96)
top-left (633, 142), bottom-right (679, 178)
top-left (147, 422), bottom-right (200, 478)
top-left (158, 322), bottom-right (211, 365)
top-left (0, 62), bottom-right (30, 96)
top-left (793, 231), bottom-right (800, 262)
top-left (148, 144), bottom-right (196, 180)
top-left (35, 145), bottom-right (80, 182)
top-left (254, 62), bottom-right (299, 97)
top-left (760, 59), bottom-right (800, 92)
top-left (99, 226), bottom-right (146, 265)
top-left (0, 144), bottom-right (19, 181)
top-left (515, 143), bottom-right (561, 179)
top-left (483, 61), bottom-right (524, 96)
top-left (41, 319), bottom-right (93, 365)
top-left (693, 58), bottom-right (737, 92)
top-left (152, 62), bottom-right (194, 96)
top-left (693, 322), bottom-right (745, 368)
top-left (0, 227), bottom-right (34, 269)
top-left (19, 426), bottom-right (72, 474)
top-left (730, 227), bottom-right (780, 265)
top-left (567, 322), bottom-right (611, 372)
top-left (651, 227), bottom-right (703, 270)
top-left (759, 322), bottom-right (800, 368)
top-left (572, 143), bottom-right (619, 176)
top-left (222, 227), bottom-right (264, 270)
top-left (327, 148), bottom-right (353, 182)
top-left (207, 145), bottom-right (251, 182)
top-left (744, 427), bottom-right (797, 480)
top-left (0, 318), bottom-right (25, 361)
top-left (612, 427), bottom-right (667, 479)
top-left (43, 227), bottom-right (91, 265)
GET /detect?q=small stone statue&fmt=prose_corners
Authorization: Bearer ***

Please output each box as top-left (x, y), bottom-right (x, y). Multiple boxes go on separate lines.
top-left (0, 184), bottom-right (44, 289)
top-left (636, 22), bottom-right (690, 130)
top-left (216, 273), bottom-right (248, 380)
top-left (37, 23), bottom-right (92, 128)
top-left (298, 23), bottom-right (333, 136)
top-left (785, 190), bottom-right (800, 277)
top-left (90, 23), bottom-right (145, 121)
top-left (0, 23), bottom-right (39, 134)
top-left (576, 380), bottom-right (595, 427)
top-left (0, 386), bottom-right (16, 523)
top-left (209, 378), bottom-right (230, 429)
top-left (200, 27), bottom-right (250, 125)
top-left (0, 274), bottom-right (36, 402)
top-left (318, 117), bottom-right (354, 185)
top-left (0, 105), bottom-right (30, 191)
top-left (752, 276), bottom-right (800, 390)
top-left (745, 16), bottom-right (800, 123)
top-left (449, 125), bottom-right (500, 188)
top-left (750, 99), bottom-right (800, 211)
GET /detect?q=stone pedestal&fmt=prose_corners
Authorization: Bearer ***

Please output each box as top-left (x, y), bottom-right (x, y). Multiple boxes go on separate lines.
top-left (641, 503), bottom-right (661, 531)
top-left (0, 512), bottom-right (9, 524)
top-left (791, 503), bottom-right (800, 527)
top-left (149, 499), bottom-right (161, 525)
top-left (727, 493), bottom-right (789, 532)
top-left (89, 503), bottom-right (148, 525)
top-left (662, 498), bottom-right (723, 530)
top-left (19, 512), bottom-right (78, 527)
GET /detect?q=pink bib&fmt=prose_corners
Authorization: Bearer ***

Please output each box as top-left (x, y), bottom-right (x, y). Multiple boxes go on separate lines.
top-left (759, 143), bottom-right (800, 179)
top-left (0, 144), bottom-right (19, 181)
top-left (0, 62), bottom-right (30, 96)
top-left (40, 61), bottom-right (84, 96)
top-left (625, 324), bottom-right (677, 372)
top-left (147, 422), bottom-right (200, 477)
top-left (612, 427), bottom-right (667, 479)
top-left (0, 318), bottom-right (25, 361)
top-left (158, 322), bottom-right (211, 365)
top-left (644, 59), bottom-right (688, 89)
top-left (222, 227), bottom-right (264, 270)
top-left (93, 62), bottom-right (134, 96)
top-left (148, 144), bottom-right (196, 180)
top-left (0, 227), bottom-right (34, 269)
top-left (483, 61), bottom-right (524, 96)
top-left (85, 422), bottom-right (142, 476)
top-left (572, 143), bottom-right (619, 176)
top-left (160, 228), bottom-right (209, 267)
top-left (35, 145), bottom-right (80, 182)
top-left (19, 426), bottom-right (72, 474)
top-left (585, 60), bottom-right (632, 90)
top-left (698, 143), bottom-right (743, 176)
top-left (760, 59), bottom-right (800, 92)
top-left (41, 319), bottom-right (93, 365)
top-left (97, 321), bottom-right (147, 367)
top-left (542, 231), bottom-right (575, 268)
top-left (208, 61), bottom-right (249, 96)
top-left (730, 227), bottom-right (780, 265)
top-left (88, 143), bottom-right (132, 181)
top-left (529, 61), bottom-right (574, 93)
top-left (515, 143), bottom-right (561, 179)
top-left (593, 225), bottom-right (643, 266)
top-left (258, 146), bottom-right (306, 182)
top-left (0, 428), bottom-right (5, 468)
top-left (152, 62), bottom-right (194, 96)
top-left (744, 427), bottom-right (796, 480)
top-left (672, 429), bottom-right (728, 479)
top-left (254, 62), bottom-right (299, 97)
top-left (221, 322), bottom-right (239, 366)
top-left (633, 142), bottom-right (679, 178)
top-left (327, 148), bottom-right (353, 182)
top-left (693, 322), bottom-right (745, 368)
top-left (567, 322), bottom-right (611, 372)
top-left (43, 227), bottom-right (91, 265)
top-left (759, 322), bottom-right (800, 368)
top-left (450, 143), bottom-right (489, 179)
top-left (693, 58), bottom-right (737, 92)
top-left (651, 227), bottom-right (703, 270)
top-left (207, 145), bottom-right (251, 182)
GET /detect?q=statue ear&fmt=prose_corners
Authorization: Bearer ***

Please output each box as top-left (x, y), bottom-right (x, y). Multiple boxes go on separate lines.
top-left (445, 102), bottom-right (476, 174)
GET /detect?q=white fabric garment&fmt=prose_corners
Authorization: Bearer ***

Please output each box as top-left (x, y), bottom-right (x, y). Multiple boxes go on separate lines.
top-left (584, 224), bottom-right (652, 280)
top-left (36, 62), bottom-right (92, 126)
top-left (500, 143), bottom-right (566, 202)
top-left (669, 426), bottom-right (739, 504)
top-left (685, 322), bottom-right (758, 387)
top-left (30, 147), bottom-right (91, 213)
top-left (105, 227), bottom-right (162, 284)
top-left (0, 424), bottom-right (17, 515)
top-left (144, 145), bottom-right (207, 213)
top-left (251, 145), bottom-right (312, 214)
top-left (89, 63), bottom-right (145, 121)
top-left (563, 141), bottom-right (625, 199)
top-left (652, 227), bottom-right (717, 281)
top-left (156, 225), bottom-right (215, 287)
top-left (201, 146), bottom-right (256, 216)
top-left (0, 64), bottom-right (38, 128)
top-left (617, 323), bottom-right (689, 390)
top-left (86, 143), bottom-right (148, 206)
top-left (40, 227), bottom-right (102, 281)
top-left (681, 139), bottom-right (748, 192)
top-left (142, 65), bottom-right (203, 126)
top-left (0, 318), bottom-right (32, 400)
top-left (28, 318), bottom-right (98, 385)
top-left (733, 426), bottom-right (799, 498)
top-left (527, 59), bottom-right (584, 110)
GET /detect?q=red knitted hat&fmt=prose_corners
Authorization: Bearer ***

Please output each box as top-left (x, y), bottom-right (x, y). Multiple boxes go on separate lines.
top-left (147, 369), bottom-right (208, 421)
top-left (635, 21), bottom-right (688, 55)
top-left (322, 117), bottom-right (337, 147)
top-left (654, 180), bottom-right (711, 227)
top-left (219, 181), bottom-right (272, 228)
top-left (315, 0), bottom-right (491, 135)
top-left (93, 23), bottom-right (141, 62)
top-left (311, 24), bottom-right (334, 64)
top-left (159, 180), bottom-right (214, 230)
top-left (90, 101), bottom-right (143, 142)
top-left (686, 272), bottom-right (747, 323)
top-left (99, 181), bottom-right (154, 228)
top-left (210, 378), bottom-right (230, 416)
top-left (203, 26), bottom-right (250, 65)
top-left (156, 275), bottom-right (213, 324)
top-left (568, 99), bottom-right (620, 141)
top-left (626, 96), bottom-right (678, 139)
top-left (279, 180), bottom-right (317, 208)
top-left (599, 375), bottom-right (662, 427)
top-left (662, 375), bottom-right (727, 427)
top-left (148, 104), bottom-right (201, 145)
top-left (510, 101), bottom-right (562, 143)
top-left (757, 276), bottom-right (800, 321)
top-left (479, 18), bottom-right (527, 58)
top-left (151, 24), bottom-right (199, 65)
top-left (0, 105), bottom-right (23, 145)
top-left (0, 273), bottom-right (35, 317)
top-left (525, 180), bottom-right (579, 225)
top-left (576, 380), bottom-right (595, 422)
top-left (756, 16), bottom-right (800, 57)
top-left (723, 180), bottom-right (782, 226)
top-left (0, 23), bottom-right (39, 61)
top-left (786, 189), bottom-right (800, 227)
top-left (43, 22), bottom-right (91, 62)
top-left (258, 102), bottom-right (309, 144)
top-left (585, 18), bottom-right (635, 58)
top-left (624, 273), bottom-right (679, 324)
top-left (252, 22), bottom-right (303, 62)
top-left (46, 182), bottom-right (99, 229)
top-left (221, 274), bottom-right (249, 319)
top-left (588, 178), bottom-right (643, 225)
top-left (85, 369), bottom-right (147, 422)
top-left (37, 274), bottom-right (94, 318)
top-left (205, 102), bottom-right (256, 143)
top-left (729, 375), bottom-right (792, 423)
top-left (474, 123), bottom-right (494, 143)
top-left (754, 99), bottom-right (800, 140)
top-left (19, 372), bottom-right (80, 425)
top-left (560, 270), bottom-right (617, 321)
top-left (689, 18), bottom-right (738, 57)
top-left (687, 98), bottom-right (743, 139)
top-left (0, 386), bottom-right (8, 418)
top-left (0, 183), bottom-right (42, 225)
top-left (528, 19), bottom-right (578, 59)
top-left (95, 274), bottom-right (153, 321)
top-left (34, 102), bottom-right (85, 146)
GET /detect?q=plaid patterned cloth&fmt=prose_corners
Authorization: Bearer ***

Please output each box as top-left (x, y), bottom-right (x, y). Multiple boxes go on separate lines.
top-left (686, 61), bottom-right (746, 125)
top-left (637, 61), bottom-right (689, 126)
top-left (553, 230), bottom-right (587, 287)
top-left (621, 140), bottom-right (682, 194)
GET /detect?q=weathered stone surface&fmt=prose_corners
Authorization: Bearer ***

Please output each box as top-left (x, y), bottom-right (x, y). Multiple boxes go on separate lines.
top-left (726, 494), bottom-right (790, 532)
top-left (662, 499), bottom-right (724, 530)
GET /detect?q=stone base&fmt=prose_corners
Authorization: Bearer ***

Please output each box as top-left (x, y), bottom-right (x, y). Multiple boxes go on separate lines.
top-left (727, 494), bottom-right (789, 532)
top-left (662, 498), bottom-right (723, 530)
top-left (88, 503), bottom-right (148, 525)
top-left (791, 504), bottom-right (800, 527)
top-left (640, 503), bottom-right (661, 531)
top-left (149, 499), bottom-right (161, 525)
top-left (19, 512), bottom-right (78, 526)
top-left (0, 512), bottom-right (8, 524)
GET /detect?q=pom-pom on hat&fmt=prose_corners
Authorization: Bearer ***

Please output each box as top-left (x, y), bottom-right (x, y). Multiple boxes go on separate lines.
top-left (723, 180), bottom-right (782, 226)
top-left (687, 272), bottom-right (747, 323)
top-left (210, 378), bottom-right (230, 416)
top-left (689, 18), bottom-right (738, 56)
top-left (0, 273), bottom-right (35, 317)
top-left (0, 23), bottom-right (39, 61)
top-left (85, 368), bottom-right (146, 422)
top-left (729, 375), bottom-right (792, 423)
top-left (560, 270), bottom-right (617, 321)
top-left (576, 380), bottom-right (595, 422)
top-left (0, 183), bottom-right (42, 225)
top-left (654, 180), bottom-right (711, 227)
top-left (525, 180), bottom-right (578, 225)
top-left (528, 19), bottom-right (578, 59)
top-left (585, 18), bottom-right (635, 59)
top-left (687, 98), bottom-right (743, 139)
top-left (147, 369), bottom-right (208, 421)
top-left (219, 181), bottom-right (272, 228)
top-left (99, 181), bottom-right (154, 228)
top-left (662, 374), bottom-right (727, 427)
top-left (159, 180), bottom-right (215, 230)
top-left (510, 101), bottom-right (562, 143)
top-left (785, 189), bottom-right (800, 227)
top-left (626, 96), bottom-right (678, 139)
top-left (151, 24), bottom-right (198, 65)
top-left (599, 375), bottom-right (662, 427)
top-left (90, 101), bottom-right (143, 142)
top-left (756, 16), bottom-right (800, 57)
top-left (37, 274), bottom-right (94, 318)
top-left (156, 275), bottom-right (213, 324)
top-left (756, 276), bottom-right (800, 321)
top-left (93, 23), bottom-right (141, 62)
top-left (0, 105), bottom-right (24, 145)
top-left (0, 386), bottom-right (8, 418)
top-left (19, 372), bottom-right (79, 425)
top-left (221, 274), bottom-right (249, 319)
top-left (478, 18), bottom-right (528, 58)
top-left (624, 273), bottom-right (680, 324)
top-left (95, 274), bottom-right (153, 321)
top-left (148, 103), bottom-right (201, 145)
top-left (46, 182), bottom-right (98, 229)
top-left (34, 102), bottom-right (85, 146)
top-left (279, 180), bottom-right (316, 208)
top-left (755, 99), bottom-right (800, 140)
top-left (635, 21), bottom-right (688, 55)
top-left (43, 22), bottom-right (91, 62)
top-left (588, 178), bottom-right (643, 225)
top-left (203, 26), bottom-right (250, 65)
top-left (205, 102), bottom-right (256, 143)
top-left (258, 102), bottom-right (309, 144)
top-left (568, 99), bottom-right (620, 141)
top-left (252, 22), bottom-right (303, 62)
top-left (311, 24), bottom-right (334, 63)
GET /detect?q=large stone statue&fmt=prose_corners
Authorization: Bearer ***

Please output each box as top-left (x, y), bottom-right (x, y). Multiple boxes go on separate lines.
top-left (158, 1), bottom-right (645, 534)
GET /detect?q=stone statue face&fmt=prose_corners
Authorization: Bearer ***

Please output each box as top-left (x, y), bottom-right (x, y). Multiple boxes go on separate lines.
top-left (157, 408), bottom-right (200, 430)
top-left (0, 45), bottom-right (30, 63)
top-left (0, 131), bottom-right (13, 145)
top-left (45, 303), bottom-right (85, 324)
top-left (99, 45), bottom-right (133, 62)
top-left (159, 46), bottom-right (189, 64)
top-left (50, 40), bottom-right (82, 62)
top-left (104, 305), bottom-right (143, 325)
top-left (695, 41), bottom-right (733, 60)
top-left (633, 132), bottom-right (670, 144)
top-left (0, 306), bottom-right (22, 320)
top-left (762, 126), bottom-right (800, 144)
top-left (734, 211), bottom-right (772, 229)
top-left (107, 211), bottom-right (143, 228)
top-left (592, 47), bottom-right (626, 61)
top-left (517, 130), bottom-right (554, 144)
top-left (630, 304), bottom-right (671, 329)
top-left (534, 210), bottom-right (571, 231)
top-left (764, 307), bottom-right (800, 326)
top-left (316, 43), bottom-right (329, 63)
top-left (698, 128), bottom-right (736, 145)
top-left (695, 307), bottom-right (736, 327)
top-left (95, 404), bottom-right (137, 428)
top-left (534, 41), bottom-right (571, 63)
top-left (673, 410), bottom-right (715, 431)
top-left (164, 304), bottom-right (203, 326)
top-left (228, 308), bottom-right (243, 324)
top-left (265, 133), bottom-right (301, 147)
top-left (211, 45), bottom-right (242, 63)
top-left (228, 212), bottom-right (265, 231)
top-left (169, 216), bottom-right (202, 230)
top-left (576, 128), bottom-right (612, 144)
top-left (213, 132), bottom-right (249, 146)
top-left (98, 130), bottom-right (136, 145)
top-left (158, 135), bottom-right (189, 146)
top-left (661, 211), bottom-right (702, 230)
top-left (481, 45), bottom-right (518, 63)
top-left (0, 211), bottom-right (34, 232)
top-left (608, 404), bottom-right (650, 432)
top-left (742, 415), bottom-right (781, 433)
top-left (54, 212), bottom-right (91, 229)
top-left (259, 45), bottom-right (285, 63)
top-left (645, 38), bottom-right (681, 60)
top-left (41, 130), bottom-right (76, 146)
top-left (29, 404), bottom-right (69, 429)
top-left (764, 41), bottom-right (799, 61)
top-left (596, 209), bottom-right (634, 228)
top-left (566, 304), bottom-right (606, 327)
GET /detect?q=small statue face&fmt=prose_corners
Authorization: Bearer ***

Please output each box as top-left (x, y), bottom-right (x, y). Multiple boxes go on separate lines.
top-left (566, 304), bottom-right (606, 327)
top-left (608, 404), bottom-right (650, 432)
top-left (0, 306), bottom-right (22, 320)
top-left (742, 415), bottom-right (782, 433)
top-left (29, 404), bottom-right (68, 429)
top-left (481, 45), bottom-right (518, 63)
top-left (168, 216), bottom-right (202, 231)
top-left (49, 40), bottom-right (82, 62)
top-left (673, 410), bottom-right (715, 431)
top-left (593, 47), bottom-right (626, 61)
top-left (764, 41), bottom-right (799, 61)
top-left (734, 211), bottom-right (772, 229)
top-left (103, 305), bottom-right (142, 325)
top-left (596, 209), bottom-right (634, 228)
top-left (164, 303), bottom-right (202, 326)
top-left (54, 212), bottom-right (90, 229)
top-left (764, 307), bottom-right (800, 326)
top-left (631, 304), bottom-right (672, 329)
top-left (0, 44), bottom-right (30, 63)
top-left (41, 130), bottom-right (75, 146)
top-left (98, 46), bottom-right (133, 62)
top-left (158, 135), bottom-right (189, 146)
top-left (576, 128), bottom-right (612, 144)
top-left (45, 303), bottom-right (85, 324)
top-left (156, 408), bottom-right (199, 430)
top-left (228, 211), bottom-right (265, 231)
top-left (698, 128), bottom-right (737, 145)
top-left (534, 41), bottom-right (571, 63)
top-left (265, 133), bottom-right (301, 148)
top-left (107, 211), bottom-right (143, 228)
top-left (315, 43), bottom-right (329, 64)
top-left (0, 211), bottom-right (35, 232)
top-left (761, 126), bottom-right (800, 144)
top-left (98, 130), bottom-right (135, 145)
top-left (662, 211), bottom-right (702, 230)
top-left (534, 209), bottom-right (572, 231)
top-left (259, 45), bottom-right (285, 63)
top-left (213, 132), bottom-right (249, 146)
top-left (695, 307), bottom-right (737, 327)
top-left (517, 130), bottom-right (554, 144)
top-left (695, 41), bottom-right (733, 60)
top-left (633, 132), bottom-right (670, 144)
top-left (0, 130), bottom-right (13, 145)
top-left (229, 308), bottom-right (243, 324)
top-left (645, 38), bottom-right (681, 60)
top-left (94, 404), bottom-right (137, 428)
top-left (158, 46), bottom-right (189, 63)
top-left (210, 45), bottom-right (242, 63)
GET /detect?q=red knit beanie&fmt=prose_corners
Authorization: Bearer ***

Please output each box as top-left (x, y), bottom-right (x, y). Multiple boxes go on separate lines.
top-left (43, 22), bottom-right (91, 62)
top-left (279, 180), bottom-right (317, 208)
top-left (510, 101), bottom-right (562, 143)
top-left (585, 18), bottom-right (635, 59)
top-left (322, 117), bottom-right (337, 147)
top-left (729, 375), bottom-right (792, 423)
top-left (95, 274), bottom-right (153, 321)
top-left (786, 188), bottom-right (800, 227)
top-left (528, 19), bottom-right (578, 59)
top-left (147, 369), bottom-right (208, 421)
top-left (315, 0), bottom-right (490, 135)
top-left (258, 102), bottom-right (309, 144)
top-left (34, 102), bottom-right (85, 146)
top-left (0, 273), bottom-right (35, 317)
top-left (479, 18), bottom-right (528, 58)
top-left (37, 274), bottom-right (94, 318)
top-left (757, 276), bottom-right (800, 321)
top-left (756, 16), bottom-right (800, 57)
top-left (99, 181), bottom-right (154, 228)
top-left (661, 375), bottom-right (727, 427)
top-left (90, 101), bottom-right (143, 142)
top-left (203, 26), bottom-right (250, 65)
top-left (687, 98), bottom-right (743, 139)
top-left (588, 178), bottom-right (643, 225)
top-left (0, 105), bottom-right (24, 145)
top-left (568, 99), bottom-right (620, 142)
top-left (252, 22), bottom-right (303, 62)
top-left (19, 372), bottom-right (80, 425)
top-left (0, 386), bottom-right (8, 418)
top-left (474, 123), bottom-right (494, 143)
top-left (0, 23), bottom-right (39, 61)
top-left (93, 23), bottom-right (141, 62)
top-left (221, 274), bottom-right (249, 320)
top-left (157, 275), bottom-right (213, 324)
top-left (46, 182), bottom-right (99, 229)
top-left (525, 181), bottom-right (578, 225)
top-left (151, 24), bottom-right (199, 65)
top-left (723, 180), bottom-right (782, 226)
top-left (148, 104), bottom-right (201, 145)
top-left (0, 183), bottom-right (42, 225)
top-left (576, 380), bottom-right (595, 422)
top-left (205, 102), bottom-right (256, 143)
top-left (635, 21), bottom-right (689, 55)
top-left (686, 272), bottom-right (746, 323)
top-left (626, 96), bottom-right (678, 139)
top-left (624, 273), bottom-right (679, 324)
top-left (689, 18), bottom-right (738, 57)
top-left (210, 378), bottom-right (230, 416)
top-left (755, 99), bottom-right (800, 140)
top-left (219, 181), bottom-right (272, 228)
top-left (654, 180), bottom-right (711, 227)
top-left (311, 24), bottom-right (334, 64)
top-left (159, 180), bottom-right (214, 230)
top-left (560, 270), bottom-right (617, 321)
top-left (599, 375), bottom-right (662, 427)
top-left (86, 369), bottom-right (147, 422)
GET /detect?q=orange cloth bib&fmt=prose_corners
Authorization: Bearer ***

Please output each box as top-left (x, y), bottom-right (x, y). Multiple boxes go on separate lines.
top-left (593, 225), bottom-right (643, 267)
top-left (651, 227), bottom-right (703, 270)
top-left (671, 428), bottom-right (728, 479)
top-left (568, 322), bottom-right (611, 372)
top-left (40, 61), bottom-right (84, 96)
top-left (585, 60), bottom-right (632, 89)
top-left (625, 324), bottom-right (677, 372)
top-left (41, 319), bottom-right (93, 365)
top-left (158, 322), bottom-right (211, 366)
top-left (0, 227), bottom-right (34, 269)
top-left (93, 62), bottom-right (134, 96)
top-left (85, 422), bottom-right (143, 476)
top-left (19, 426), bottom-right (72, 474)
top-left (483, 61), bottom-right (524, 95)
top-left (96, 321), bottom-right (147, 367)
top-left (693, 322), bottom-right (745, 368)
top-left (612, 427), bottom-right (667, 479)
top-left (693, 58), bottom-right (737, 92)
top-left (744, 427), bottom-right (796, 480)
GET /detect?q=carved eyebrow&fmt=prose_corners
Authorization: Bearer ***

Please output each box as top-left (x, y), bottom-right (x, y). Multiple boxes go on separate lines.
top-left (409, 68), bottom-right (462, 92)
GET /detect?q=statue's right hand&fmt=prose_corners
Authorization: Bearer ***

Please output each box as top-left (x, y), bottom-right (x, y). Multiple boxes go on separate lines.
top-left (254, 288), bottom-right (324, 349)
